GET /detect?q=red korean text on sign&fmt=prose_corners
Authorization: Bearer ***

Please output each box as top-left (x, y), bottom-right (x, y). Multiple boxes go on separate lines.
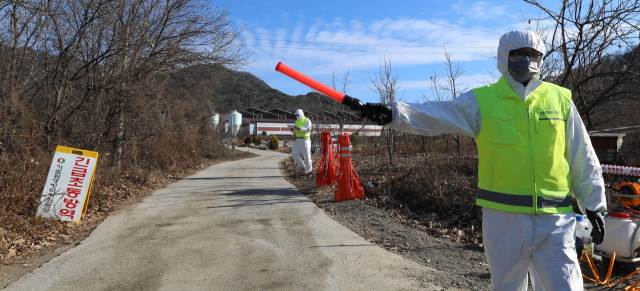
top-left (60, 157), bottom-right (91, 219)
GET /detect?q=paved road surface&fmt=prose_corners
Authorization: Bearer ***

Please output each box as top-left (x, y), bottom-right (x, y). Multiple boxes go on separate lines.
top-left (5, 147), bottom-right (448, 291)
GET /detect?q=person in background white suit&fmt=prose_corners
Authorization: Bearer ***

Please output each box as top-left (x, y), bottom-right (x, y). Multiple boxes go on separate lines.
top-left (292, 109), bottom-right (312, 174)
top-left (345, 30), bottom-right (607, 290)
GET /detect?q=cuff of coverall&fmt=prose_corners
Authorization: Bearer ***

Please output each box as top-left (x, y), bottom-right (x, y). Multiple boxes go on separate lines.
top-left (387, 101), bottom-right (404, 129)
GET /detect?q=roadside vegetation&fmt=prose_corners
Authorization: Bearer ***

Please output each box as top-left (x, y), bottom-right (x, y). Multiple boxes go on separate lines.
top-left (0, 0), bottom-right (252, 263)
top-left (2, 0), bottom-right (640, 277)
top-left (282, 0), bottom-right (640, 245)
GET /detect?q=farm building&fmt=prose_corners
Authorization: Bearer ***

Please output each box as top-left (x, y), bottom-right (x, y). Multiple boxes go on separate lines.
top-left (219, 107), bottom-right (383, 138)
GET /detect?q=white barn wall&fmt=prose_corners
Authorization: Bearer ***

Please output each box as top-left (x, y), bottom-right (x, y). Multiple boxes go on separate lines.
top-left (224, 115), bottom-right (384, 138)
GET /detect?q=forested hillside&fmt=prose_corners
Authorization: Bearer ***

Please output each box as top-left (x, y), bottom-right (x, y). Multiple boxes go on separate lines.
top-left (168, 64), bottom-right (342, 114)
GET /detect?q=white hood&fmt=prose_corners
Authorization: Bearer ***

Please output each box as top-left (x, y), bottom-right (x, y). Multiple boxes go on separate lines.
top-left (497, 30), bottom-right (546, 100)
top-left (295, 109), bottom-right (305, 120)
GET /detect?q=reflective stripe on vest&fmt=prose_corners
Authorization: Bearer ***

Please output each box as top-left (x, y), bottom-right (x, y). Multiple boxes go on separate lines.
top-left (472, 77), bottom-right (572, 214)
top-left (295, 117), bottom-right (310, 139)
top-left (477, 189), bottom-right (572, 209)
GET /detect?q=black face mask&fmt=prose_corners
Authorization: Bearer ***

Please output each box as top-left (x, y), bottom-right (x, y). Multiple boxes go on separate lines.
top-left (508, 57), bottom-right (540, 83)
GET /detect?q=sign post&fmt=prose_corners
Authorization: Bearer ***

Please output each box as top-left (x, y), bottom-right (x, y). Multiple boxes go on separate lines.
top-left (36, 146), bottom-right (99, 223)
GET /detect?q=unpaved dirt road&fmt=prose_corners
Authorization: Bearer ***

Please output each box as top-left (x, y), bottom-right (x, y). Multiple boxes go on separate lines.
top-left (5, 147), bottom-right (451, 291)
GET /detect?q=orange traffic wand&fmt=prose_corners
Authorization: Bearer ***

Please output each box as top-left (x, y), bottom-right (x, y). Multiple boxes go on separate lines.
top-left (275, 62), bottom-right (370, 114)
top-left (275, 62), bottom-right (345, 102)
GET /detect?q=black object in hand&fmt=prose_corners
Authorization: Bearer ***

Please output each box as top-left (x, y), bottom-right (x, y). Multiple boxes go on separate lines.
top-left (585, 209), bottom-right (605, 245)
top-left (342, 95), bottom-right (393, 125)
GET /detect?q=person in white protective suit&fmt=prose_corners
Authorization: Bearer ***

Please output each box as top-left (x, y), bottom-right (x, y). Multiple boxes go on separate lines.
top-left (292, 109), bottom-right (313, 174)
top-left (344, 30), bottom-right (607, 290)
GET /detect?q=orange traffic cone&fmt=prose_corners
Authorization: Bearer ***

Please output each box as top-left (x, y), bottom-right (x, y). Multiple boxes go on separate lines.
top-left (334, 133), bottom-right (364, 202)
top-left (316, 131), bottom-right (339, 187)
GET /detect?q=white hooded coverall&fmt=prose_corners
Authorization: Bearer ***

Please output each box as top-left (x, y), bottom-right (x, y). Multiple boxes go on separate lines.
top-left (387, 30), bottom-right (606, 290)
top-left (292, 109), bottom-right (313, 173)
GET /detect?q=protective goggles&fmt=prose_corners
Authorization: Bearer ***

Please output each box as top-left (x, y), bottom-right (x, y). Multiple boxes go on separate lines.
top-left (510, 50), bottom-right (543, 61)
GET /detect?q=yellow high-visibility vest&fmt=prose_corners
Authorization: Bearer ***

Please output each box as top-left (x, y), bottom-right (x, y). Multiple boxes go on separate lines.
top-left (295, 117), bottom-right (310, 140)
top-left (472, 77), bottom-right (572, 214)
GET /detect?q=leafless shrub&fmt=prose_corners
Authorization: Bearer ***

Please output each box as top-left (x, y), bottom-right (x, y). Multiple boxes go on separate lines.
top-left (0, 0), bottom-right (251, 262)
top-left (369, 56), bottom-right (403, 165)
top-left (524, 0), bottom-right (640, 130)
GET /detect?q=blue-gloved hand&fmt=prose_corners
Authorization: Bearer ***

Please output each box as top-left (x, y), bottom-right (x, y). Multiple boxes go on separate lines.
top-left (585, 209), bottom-right (605, 245)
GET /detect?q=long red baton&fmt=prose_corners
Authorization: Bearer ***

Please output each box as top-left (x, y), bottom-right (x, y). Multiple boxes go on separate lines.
top-left (275, 62), bottom-right (368, 112)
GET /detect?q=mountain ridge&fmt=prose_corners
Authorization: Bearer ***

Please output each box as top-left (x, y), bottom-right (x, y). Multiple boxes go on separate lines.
top-left (170, 64), bottom-right (344, 115)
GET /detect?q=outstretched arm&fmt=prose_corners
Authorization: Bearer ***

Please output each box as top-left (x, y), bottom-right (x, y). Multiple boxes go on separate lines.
top-left (388, 91), bottom-right (482, 138)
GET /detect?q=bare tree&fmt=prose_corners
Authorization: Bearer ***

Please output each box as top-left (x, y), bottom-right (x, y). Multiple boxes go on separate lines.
top-left (442, 48), bottom-right (469, 156)
top-left (419, 49), bottom-right (468, 156)
top-left (368, 55), bottom-right (402, 165)
top-left (0, 0), bottom-right (251, 236)
top-left (331, 68), bottom-right (352, 135)
top-left (421, 68), bottom-right (446, 102)
top-left (416, 69), bottom-right (445, 152)
top-left (0, 0), bottom-right (250, 165)
top-left (524, 0), bottom-right (640, 130)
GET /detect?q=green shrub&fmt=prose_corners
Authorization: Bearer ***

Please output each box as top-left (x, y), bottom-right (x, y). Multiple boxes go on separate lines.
top-left (269, 135), bottom-right (279, 150)
top-left (244, 136), bottom-right (252, 145)
top-left (350, 133), bottom-right (360, 145)
top-left (255, 137), bottom-right (261, 146)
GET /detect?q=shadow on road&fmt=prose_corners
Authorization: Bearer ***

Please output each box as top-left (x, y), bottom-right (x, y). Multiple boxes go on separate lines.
top-left (310, 244), bottom-right (373, 248)
top-left (205, 188), bottom-right (309, 209)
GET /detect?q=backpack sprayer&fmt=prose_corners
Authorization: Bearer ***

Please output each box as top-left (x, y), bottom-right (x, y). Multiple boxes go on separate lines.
top-left (591, 165), bottom-right (640, 272)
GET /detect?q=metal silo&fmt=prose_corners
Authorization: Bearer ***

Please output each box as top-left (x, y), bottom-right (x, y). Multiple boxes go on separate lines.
top-left (229, 110), bottom-right (242, 139)
top-left (210, 112), bottom-right (219, 131)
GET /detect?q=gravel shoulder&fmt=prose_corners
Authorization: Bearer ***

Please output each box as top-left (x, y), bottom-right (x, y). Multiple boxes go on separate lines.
top-left (280, 158), bottom-right (491, 291)
top-left (279, 156), bottom-right (638, 291)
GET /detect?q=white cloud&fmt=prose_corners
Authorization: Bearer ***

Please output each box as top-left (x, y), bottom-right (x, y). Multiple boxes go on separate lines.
top-left (237, 2), bottom-right (529, 101)
top-left (451, 1), bottom-right (510, 21)
top-left (244, 17), bottom-right (507, 75)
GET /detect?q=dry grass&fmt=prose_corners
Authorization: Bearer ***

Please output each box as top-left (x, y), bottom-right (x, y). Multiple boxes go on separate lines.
top-left (276, 146), bottom-right (292, 154)
top-left (0, 135), bottom-right (253, 264)
top-left (0, 78), bottom-right (256, 264)
top-left (341, 133), bottom-right (635, 246)
top-left (345, 137), bottom-right (483, 245)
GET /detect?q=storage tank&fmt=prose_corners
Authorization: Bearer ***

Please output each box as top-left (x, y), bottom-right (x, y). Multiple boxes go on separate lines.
top-left (210, 113), bottom-right (219, 131)
top-left (595, 212), bottom-right (640, 258)
top-left (229, 110), bottom-right (242, 138)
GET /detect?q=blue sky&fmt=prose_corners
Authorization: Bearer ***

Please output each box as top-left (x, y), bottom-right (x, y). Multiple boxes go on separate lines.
top-left (223, 0), bottom-right (544, 104)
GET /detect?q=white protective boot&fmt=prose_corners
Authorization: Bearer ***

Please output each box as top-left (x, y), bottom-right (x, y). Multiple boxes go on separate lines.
top-left (292, 140), bottom-right (306, 172)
